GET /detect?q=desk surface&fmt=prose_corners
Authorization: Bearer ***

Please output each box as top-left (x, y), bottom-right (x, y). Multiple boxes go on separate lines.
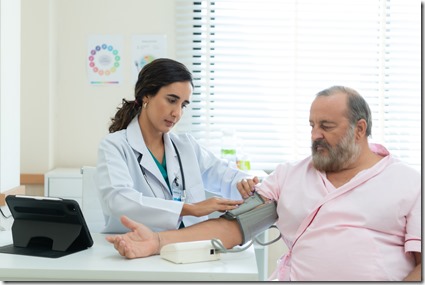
top-left (0, 231), bottom-right (258, 281)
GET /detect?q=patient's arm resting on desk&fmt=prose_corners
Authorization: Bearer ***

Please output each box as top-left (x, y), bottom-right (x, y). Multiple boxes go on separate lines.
top-left (106, 215), bottom-right (242, 259)
top-left (106, 192), bottom-right (277, 259)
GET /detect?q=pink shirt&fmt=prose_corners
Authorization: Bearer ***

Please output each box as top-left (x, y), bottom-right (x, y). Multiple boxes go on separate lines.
top-left (257, 144), bottom-right (421, 281)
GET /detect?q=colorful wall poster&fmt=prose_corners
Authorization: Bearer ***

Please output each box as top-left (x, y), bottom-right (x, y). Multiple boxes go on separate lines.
top-left (87, 35), bottom-right (123, 85)
top-left (132, 35), bottom-right (167, 82)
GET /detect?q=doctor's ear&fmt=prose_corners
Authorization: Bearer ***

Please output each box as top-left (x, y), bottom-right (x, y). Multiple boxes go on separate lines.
top-left (142, 96), bottom-right (151, 109)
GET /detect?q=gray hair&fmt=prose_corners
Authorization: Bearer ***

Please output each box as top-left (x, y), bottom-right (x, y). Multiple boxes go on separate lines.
top-left (316, 86), bottom-right (372, 137)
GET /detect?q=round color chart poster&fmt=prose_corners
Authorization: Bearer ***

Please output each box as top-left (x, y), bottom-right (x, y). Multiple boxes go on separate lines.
top-left (87, 35), bottom-right (123, 85)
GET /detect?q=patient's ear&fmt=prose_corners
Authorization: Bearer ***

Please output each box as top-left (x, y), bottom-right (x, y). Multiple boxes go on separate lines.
top-left (355, 119), bottom-right (367, 140)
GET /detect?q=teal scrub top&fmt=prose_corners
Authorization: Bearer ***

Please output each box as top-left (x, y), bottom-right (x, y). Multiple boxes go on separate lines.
top-left (148, 150), bottom-right (171, 193)
top-left (149, 150), bottom-right (184, 229)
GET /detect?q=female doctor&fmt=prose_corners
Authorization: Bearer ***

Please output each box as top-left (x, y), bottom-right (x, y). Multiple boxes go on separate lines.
top-left (95, 58), bottom-right (258, 233)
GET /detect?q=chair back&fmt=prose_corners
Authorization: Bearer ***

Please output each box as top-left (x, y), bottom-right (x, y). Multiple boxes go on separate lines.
top-left (81, 166), bottom-right (105, 233)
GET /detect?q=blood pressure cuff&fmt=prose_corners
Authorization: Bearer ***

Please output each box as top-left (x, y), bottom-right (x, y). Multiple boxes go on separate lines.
top-left (221, 192), bottom-right (278, 244)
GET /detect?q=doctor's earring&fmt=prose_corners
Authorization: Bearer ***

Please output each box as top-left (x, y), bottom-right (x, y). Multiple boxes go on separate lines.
top-left (143, 102), bottom-right (148, 109)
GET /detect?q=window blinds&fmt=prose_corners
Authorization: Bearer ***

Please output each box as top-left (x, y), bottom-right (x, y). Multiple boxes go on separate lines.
top-left (175, 0), bottom-right (421, 172)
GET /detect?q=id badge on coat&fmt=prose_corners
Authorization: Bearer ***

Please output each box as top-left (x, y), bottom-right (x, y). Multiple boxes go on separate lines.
top-left (172, 188), bottom-right (183, 201)
top-left (171, 178), bottom-right (186, 202)
top-left (172, 188), bottom-right (186, 202)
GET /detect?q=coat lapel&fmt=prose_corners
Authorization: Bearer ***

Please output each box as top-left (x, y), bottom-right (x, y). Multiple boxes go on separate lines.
top-left (126, 116), bottom-right (170, 196)
top-left (164, 133), bottom-right (182, 190)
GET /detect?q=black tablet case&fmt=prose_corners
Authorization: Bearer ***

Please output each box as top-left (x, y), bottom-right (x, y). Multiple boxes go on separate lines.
top-left (0, 195), bottom-right (94, 258)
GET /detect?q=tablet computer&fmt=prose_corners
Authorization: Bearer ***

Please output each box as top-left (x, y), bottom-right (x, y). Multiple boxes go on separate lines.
top-left (0, 195), bottom-right (94, 258)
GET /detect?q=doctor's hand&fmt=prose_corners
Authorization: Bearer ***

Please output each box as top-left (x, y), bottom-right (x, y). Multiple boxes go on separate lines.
top-left (181, 197), bottom-right (243, 217)
top-left (237, 176), bottom-right (260, 199)
top-left (106, 215), bottom-right (159, 259)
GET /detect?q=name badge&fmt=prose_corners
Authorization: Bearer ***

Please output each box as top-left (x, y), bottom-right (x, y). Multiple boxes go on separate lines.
top-left (172, 176), bottom-right (186, 202)
top-left (172, 187), bottom-right (182, 201)
top-left (172, 188), bottom-right (186, 202)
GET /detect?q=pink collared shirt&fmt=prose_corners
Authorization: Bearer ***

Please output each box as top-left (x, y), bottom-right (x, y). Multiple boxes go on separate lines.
top-left (257, 144), bottom-right (421, 281)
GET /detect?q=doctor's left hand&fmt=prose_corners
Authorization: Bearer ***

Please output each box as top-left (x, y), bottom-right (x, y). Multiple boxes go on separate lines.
top-left (181, 197), bottom-right (243, 217)
top-left (106, 215), bottom-right (159, 259)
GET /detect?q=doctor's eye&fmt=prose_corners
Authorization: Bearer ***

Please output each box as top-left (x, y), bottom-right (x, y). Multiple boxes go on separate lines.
top-left (167, 97), bottom-right (178, 104)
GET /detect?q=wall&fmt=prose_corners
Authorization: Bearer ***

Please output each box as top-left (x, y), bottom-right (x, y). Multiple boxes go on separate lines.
top-left (20, 0), bottom-right (51, 174)
top-left (0, 0), bottom-right (20, 192)
top-left (21, 0), bottom-right (176, 173)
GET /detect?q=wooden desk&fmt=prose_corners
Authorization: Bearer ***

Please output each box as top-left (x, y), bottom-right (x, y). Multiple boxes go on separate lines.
top-left (0, 231), bottom-right (258, 281)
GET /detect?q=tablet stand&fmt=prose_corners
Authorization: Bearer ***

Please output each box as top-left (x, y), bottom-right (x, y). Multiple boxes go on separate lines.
top-left (0, 195), bottom-right (93, 258)
top-left (12, 220), bottom-right (83, 251)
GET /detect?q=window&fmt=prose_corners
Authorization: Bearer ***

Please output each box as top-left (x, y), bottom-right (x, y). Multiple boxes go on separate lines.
top-left (175, 0), bottom-right (421, 172)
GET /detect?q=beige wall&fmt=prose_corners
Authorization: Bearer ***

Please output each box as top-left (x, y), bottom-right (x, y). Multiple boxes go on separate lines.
top-left (21, 0), bottom-right (51, 173)
top-left (1, 0), bottom-right (21, 191)
top-left (21, 0), bottom-right (176, 173)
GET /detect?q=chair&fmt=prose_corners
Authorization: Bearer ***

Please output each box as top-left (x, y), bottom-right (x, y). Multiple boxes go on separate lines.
top-left (81, 166), bottom-right (105, 233)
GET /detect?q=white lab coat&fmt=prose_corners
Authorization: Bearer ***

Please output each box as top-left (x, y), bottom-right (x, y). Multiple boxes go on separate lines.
top-left (95, 116), bottom-right (249, 233)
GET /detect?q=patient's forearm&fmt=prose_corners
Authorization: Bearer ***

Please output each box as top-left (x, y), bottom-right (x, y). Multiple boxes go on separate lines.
top-left (159, 218), bottom-right (242, 249)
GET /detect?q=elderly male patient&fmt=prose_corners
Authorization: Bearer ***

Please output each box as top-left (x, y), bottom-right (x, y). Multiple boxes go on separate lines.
top-left (105, 86), bottom-right (421, 281)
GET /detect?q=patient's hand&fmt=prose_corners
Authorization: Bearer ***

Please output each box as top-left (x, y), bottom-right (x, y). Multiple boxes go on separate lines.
top-left (237, 176), bottom-right (260, 199)
top-left (106, 215), bottom-right (159, 259)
